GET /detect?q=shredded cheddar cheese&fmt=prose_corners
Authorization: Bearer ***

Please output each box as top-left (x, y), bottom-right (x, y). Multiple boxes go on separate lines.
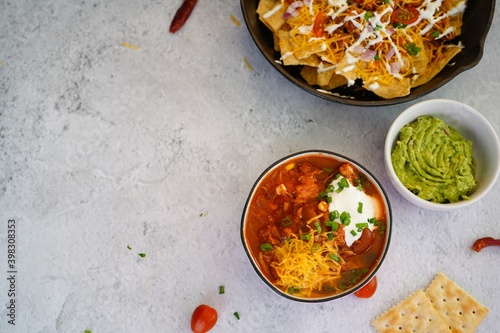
top-left (121, 42), bottom-right (141, 50)
top-left (230, 15), bottom-right (241, 27)
top-left (271, 232), bottom-right (343, 297)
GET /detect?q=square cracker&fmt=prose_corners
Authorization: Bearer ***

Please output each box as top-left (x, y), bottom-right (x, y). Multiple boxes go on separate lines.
top-left (425, 272), bottom-right (489, 333)
top-left (372, 289), bottom-right (451, 333)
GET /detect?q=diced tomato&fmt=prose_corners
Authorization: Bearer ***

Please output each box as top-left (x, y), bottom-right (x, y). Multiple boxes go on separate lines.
top-left (312, 11), bottom-right (327, 38)
top-left (354, 276), bottom-right (377, 298)
top-left (391, 6), bottom-right (419, 25)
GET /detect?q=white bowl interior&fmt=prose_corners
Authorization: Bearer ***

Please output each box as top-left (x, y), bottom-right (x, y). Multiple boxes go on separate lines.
top-left (384, 99), bottom-right (500, 210)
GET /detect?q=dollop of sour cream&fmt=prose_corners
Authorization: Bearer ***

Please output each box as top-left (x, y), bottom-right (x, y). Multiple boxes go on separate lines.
top-left (327, 176), bottom-right (380, 247)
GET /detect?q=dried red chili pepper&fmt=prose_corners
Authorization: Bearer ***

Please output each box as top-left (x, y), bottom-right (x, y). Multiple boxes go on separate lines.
top-left (472, 237), bottom-right (500, 252)
top-left (169, 0), bottom-right (198, 33)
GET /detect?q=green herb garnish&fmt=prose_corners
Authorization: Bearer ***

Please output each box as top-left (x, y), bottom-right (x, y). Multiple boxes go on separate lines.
top-left (340, 211), bottom-right (351, 226)
top-left (328, 253), bottom-right (341, 262)
top-left (260, 243), bottom-right (273, 251)
top-left (314, 221), bottom-right (322, 234)
top-left (403, 42), bottom-right (421, 55)
top-left (281, 217), bottom-right (293, 227)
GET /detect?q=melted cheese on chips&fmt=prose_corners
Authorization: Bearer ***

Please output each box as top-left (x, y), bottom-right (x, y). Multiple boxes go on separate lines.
top-left (257, 0), bottom-right (466, 99)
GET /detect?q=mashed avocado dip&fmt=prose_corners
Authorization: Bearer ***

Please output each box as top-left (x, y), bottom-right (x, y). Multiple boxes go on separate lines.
top-left (391, 116), bottom-right (476, 203)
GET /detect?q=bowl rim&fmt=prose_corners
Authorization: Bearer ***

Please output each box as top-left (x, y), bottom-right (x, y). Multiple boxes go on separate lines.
top-left (240, 149), bottom-right (393, 302)
top-left (239, 0), bottom-right (496, 107)
top-left (384, 99), bottom-right (500, 210)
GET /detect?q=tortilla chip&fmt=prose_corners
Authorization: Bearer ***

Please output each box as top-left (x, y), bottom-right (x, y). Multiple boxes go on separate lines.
top-left (322, 72), bottom-right (348, 90)
top-left (364, 77), bottom-right (411, 99)
top-left (257, 0), bottom-right (286, 33)
top-left (300, 64), bottom-right (347, 89)
top-left (411, 43), bottom-right (461, 87)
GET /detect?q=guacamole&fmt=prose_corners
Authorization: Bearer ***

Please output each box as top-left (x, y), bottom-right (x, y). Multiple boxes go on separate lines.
top-left (391, 116), bottom-right (476, 203)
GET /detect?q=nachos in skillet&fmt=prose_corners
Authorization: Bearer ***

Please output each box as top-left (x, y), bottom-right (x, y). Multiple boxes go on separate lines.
top-left (257, 0), bottom-right (466, 99)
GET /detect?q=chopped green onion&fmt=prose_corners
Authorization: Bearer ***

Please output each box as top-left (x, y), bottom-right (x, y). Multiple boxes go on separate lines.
top-left (430, 31), bottom-right (439, 38)
top-left (318, 191), bottom-right (328, 200)
top-left (336, 177), bottom-right (350, 193)
top-left (327, 233), bottom-right (334, 241)
top-left (127, 245), bottom-right (132, 250)
top-left (340, 211), bottom-right (351, 226)
top-left (364, 11), bottom-right (373, 20)
top-left (138, 253), bottom-right (146, 258)
top-left (314, 221), bottom-right (322, 234)
top-left (260, 243), bottom-right (273, 251)
top-left (328, 253), bottom-right (341, 262)
top-left (329, 210), bottom-right (339, 221)
top-left (403, 42), bottom-right (421, 56)
top-left (357, 202), bottom-right (363, 213)
top-left (310, 243), bottom-right (321, 253)
top-left (288, 286), bottom-right (301, 294)
top-left (234, 312), bottom-right (240, 320)
top-left (301, 234), bottom-right (311, 241)
top-left (356, 222), bottom-right (369, 230)
top-left (326, 196), bottom-right (333, 203)
top-left (374, 54), bottom-right (380, 61)
top-left (219, 285), bottom-right (225, 294)
top-left (350, 230), bottom-right (357, 236)
top-left (331, 221), bottom-right (339, 232)
top-left (281, 217), bottom-right (293, 227)
top-left (393, 22), bottom-right (407, 29)
top-left (323, 167), bottom-right (333, 173)
top-left (326, 184), bottom-right (335, 192)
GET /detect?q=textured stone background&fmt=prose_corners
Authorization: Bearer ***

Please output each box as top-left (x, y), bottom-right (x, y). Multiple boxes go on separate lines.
top-left (0, 0), bottom-right (499, 332)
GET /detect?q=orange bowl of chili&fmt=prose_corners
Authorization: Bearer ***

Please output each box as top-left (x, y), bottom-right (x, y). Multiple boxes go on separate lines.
top-left (241, 150), bottom-right (392, 302)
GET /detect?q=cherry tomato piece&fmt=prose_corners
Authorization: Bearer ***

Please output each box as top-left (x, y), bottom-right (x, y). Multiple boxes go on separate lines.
top-left (354, 276), bottom-right (377, 298)
top-left (191, 304), bottom-right (218, 333)
top-left (391, 6), bottom-right (419, 25)
top-left (312, 11), bottom-right (327, 38)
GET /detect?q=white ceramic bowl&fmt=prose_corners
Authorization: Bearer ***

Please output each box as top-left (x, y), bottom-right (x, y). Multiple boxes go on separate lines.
top-left (384, 99), bottom-right (500, 211)
top-left (241, 150), bottom-right (392, 302)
